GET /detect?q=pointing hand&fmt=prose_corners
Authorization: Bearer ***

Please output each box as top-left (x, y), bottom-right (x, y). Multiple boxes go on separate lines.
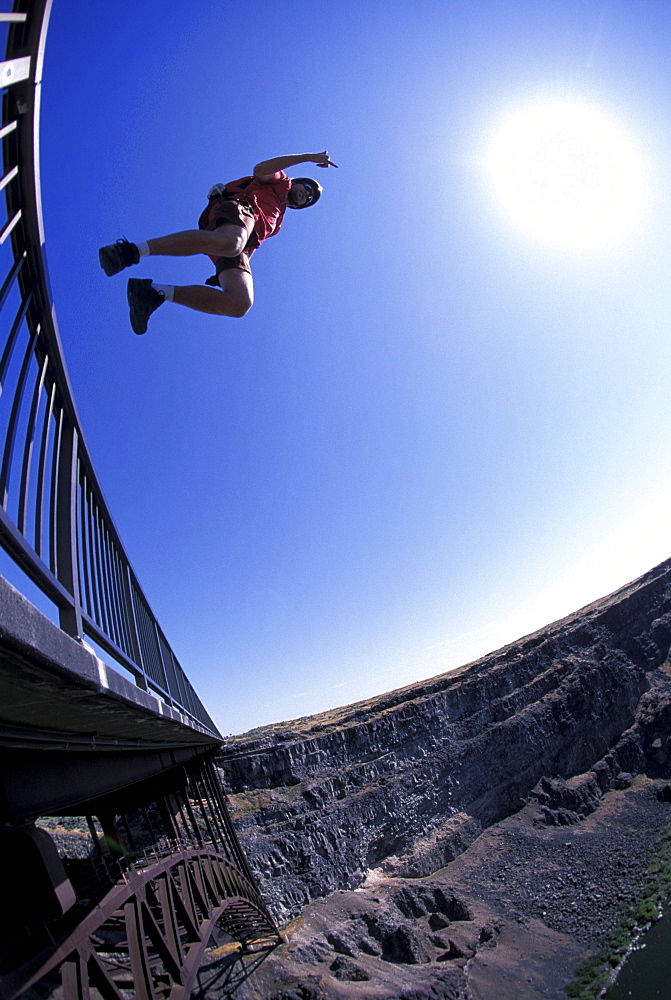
top-left (313, 150), bottom-right (339, 169)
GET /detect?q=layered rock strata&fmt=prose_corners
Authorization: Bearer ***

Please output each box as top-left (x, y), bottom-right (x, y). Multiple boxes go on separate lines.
top-left (227, 775), bottom-right (671, 1000)
top-left (222, 559), bottom-right (671, 923)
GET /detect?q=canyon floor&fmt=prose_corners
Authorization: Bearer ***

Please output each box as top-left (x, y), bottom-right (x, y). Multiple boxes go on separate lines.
top-left (221, 774), bottom-right (670, 1000)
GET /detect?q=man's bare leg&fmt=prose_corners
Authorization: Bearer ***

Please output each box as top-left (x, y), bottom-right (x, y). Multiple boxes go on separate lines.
top-left (100, 221), bottom-right (254, 277)
top-left (172, 267), bottom-right (254, 318)
top-left (127, 268), bottom-right (253, 333)
top-left (147, 224), bottom-right (250, 259)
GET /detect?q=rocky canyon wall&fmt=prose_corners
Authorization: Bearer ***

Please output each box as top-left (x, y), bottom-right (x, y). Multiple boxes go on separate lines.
top-left (220, 559), bottom-right (671, 923)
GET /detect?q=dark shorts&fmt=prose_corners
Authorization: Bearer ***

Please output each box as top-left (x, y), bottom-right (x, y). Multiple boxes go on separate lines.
top-left (213, 248), bottom-right (255, 275)
top-left (198, 198), bottom-right (257, 276)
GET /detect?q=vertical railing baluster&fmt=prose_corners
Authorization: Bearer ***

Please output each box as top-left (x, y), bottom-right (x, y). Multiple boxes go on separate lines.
top-left (98, 520), bottom-right (115, 640)
top-left (18, 349), bottom-right (48, 535)
top-left (0, 250), bottom-right (24, 311)
top-left (54, 421), bottom-right (82, 638)
top-left (0, 119), bottom-right (18, 142)
top-left (33, 376), bottom-right (55, 558)
top-left (104, 530), bottom-right (124, 648)
top-left (0, 323), bottom-right (38, 510)
top-left (0, 287), bottom-right (30, 391)
top-left (98, 522), bottom-right (115, 642)
top-left (86, 488), bottom-right (101, 625)
top-left (91, 505), bottom-right (109, 635)
top-left (112, 548), bottom-right (133, 657)
top-left (78, 469), bottom-right (92, 616)
top-left (48, 405), bottom-right (63, 576)
top-left (123, 562), bottom-right (144, 673)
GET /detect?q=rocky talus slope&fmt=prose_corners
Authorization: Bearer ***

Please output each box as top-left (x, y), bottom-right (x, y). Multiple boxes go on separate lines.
top-left (219, 559), bottom-right (671, 999)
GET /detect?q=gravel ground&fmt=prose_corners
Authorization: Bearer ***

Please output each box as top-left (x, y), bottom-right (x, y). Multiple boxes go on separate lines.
top-left (36, 816), bottom-right (95, 859)
top-left (442, 777), bottom-right (671, 948)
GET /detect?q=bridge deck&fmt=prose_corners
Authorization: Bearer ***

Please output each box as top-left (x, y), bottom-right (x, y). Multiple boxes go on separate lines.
top-left (0, 573), bottom-right (221, 819)
top-left (0, 574), bottom-right (219, 749)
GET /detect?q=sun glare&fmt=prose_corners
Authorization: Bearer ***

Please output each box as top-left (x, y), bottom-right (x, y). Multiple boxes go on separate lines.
top-left (486, 100), bottom-right (646, 250)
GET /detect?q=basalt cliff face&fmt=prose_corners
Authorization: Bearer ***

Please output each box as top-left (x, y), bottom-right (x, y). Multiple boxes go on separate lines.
top-left (219, 560), bottom-right (671, 999)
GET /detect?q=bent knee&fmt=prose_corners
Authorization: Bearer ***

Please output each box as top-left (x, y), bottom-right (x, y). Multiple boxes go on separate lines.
top-left (212, 289), bottom-right (253, 318)
top-left (228, 300), bottom-right (252, 318)
top-left (212, 232), bottom-right (247, 257)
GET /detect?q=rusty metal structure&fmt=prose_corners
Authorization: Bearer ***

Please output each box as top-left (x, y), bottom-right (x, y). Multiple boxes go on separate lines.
top-left (2, 753), bottom-right (280, 1000)
top-left (0, 3), bottom-right (280, 997)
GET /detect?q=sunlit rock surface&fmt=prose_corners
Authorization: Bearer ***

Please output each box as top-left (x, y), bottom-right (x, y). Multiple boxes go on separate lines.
top-left (221, 559), bottom-right (671, 999)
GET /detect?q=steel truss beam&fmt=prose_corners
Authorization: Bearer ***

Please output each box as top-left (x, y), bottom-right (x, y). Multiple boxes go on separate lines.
top-left (13, 846), bottom-right (280, 1000)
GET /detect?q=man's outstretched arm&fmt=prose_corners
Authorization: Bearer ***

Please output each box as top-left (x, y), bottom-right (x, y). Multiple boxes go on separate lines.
top-left (253, 150), bottom-right (339, 179)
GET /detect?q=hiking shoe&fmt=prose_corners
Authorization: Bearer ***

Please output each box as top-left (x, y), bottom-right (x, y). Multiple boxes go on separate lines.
top-left (127, 279), bottom-right (164, 334)
top-left (99, 238), bottom-right (140, 276)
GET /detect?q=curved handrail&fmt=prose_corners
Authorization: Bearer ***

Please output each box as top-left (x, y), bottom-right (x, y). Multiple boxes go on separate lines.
top-left (0, 0), bottom-right (220, 738)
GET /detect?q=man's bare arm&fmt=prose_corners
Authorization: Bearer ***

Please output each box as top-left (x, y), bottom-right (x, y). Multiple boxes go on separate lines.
top-left (253, 150), bottom-right (339, 179)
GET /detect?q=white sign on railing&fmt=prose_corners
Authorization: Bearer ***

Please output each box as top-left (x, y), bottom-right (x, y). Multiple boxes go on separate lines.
top-left (0, 57), bottom-right (30, 87)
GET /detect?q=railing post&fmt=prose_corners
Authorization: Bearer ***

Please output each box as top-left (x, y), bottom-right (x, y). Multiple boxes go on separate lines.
top-left (123, 563), bottom-right (145, 673)
top-left (55, 423), bottom-right (82, 639)
top-left (152, 620), bottom-right (172, 701)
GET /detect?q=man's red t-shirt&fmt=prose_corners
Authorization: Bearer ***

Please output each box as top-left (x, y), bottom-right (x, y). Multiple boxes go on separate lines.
top-left (222, 170), bottom-right (292, 246)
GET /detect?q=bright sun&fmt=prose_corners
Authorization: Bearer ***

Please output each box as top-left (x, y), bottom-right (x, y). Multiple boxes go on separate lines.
top-left (486, 100), bottom-right (646, 250)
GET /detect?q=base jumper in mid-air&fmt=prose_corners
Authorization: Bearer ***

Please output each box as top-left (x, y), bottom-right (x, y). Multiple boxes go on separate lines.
top-left (98, 151), bottom-right (338, 334)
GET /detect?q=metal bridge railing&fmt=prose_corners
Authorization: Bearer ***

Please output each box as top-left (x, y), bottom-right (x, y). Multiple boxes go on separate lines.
top-left (0, 0), bottom-right (220, 738)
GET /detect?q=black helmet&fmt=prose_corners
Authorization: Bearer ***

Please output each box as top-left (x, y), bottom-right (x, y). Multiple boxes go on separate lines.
top-left (288, 177), bottom-right (322, 209)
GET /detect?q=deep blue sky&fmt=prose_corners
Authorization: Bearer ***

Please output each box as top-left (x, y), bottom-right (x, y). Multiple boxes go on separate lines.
top-left (31, 0), bottom-right (671, 734)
